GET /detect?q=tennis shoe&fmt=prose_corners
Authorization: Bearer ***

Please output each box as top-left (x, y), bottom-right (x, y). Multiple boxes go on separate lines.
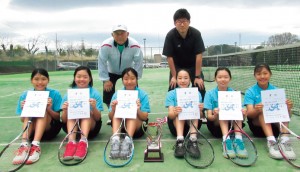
top-left (26, 145), bottom-right (41, 165)
top-left (174, 139), bottom-right (185, 158)
top-left (222, 139), bottom-right (236, 159)
top-left (186, 139), bottom-right (200, 158)
top-left (110, 138), bottom-right (120, 159)
top-left (12, 146), bottom-right (29, 165)
top-left (74, 141), bottom-right (88, 160)
top-left (280, 141), bottom-right (296, 160)
top-left (120, 137), bottom-right (132, 159)
top-left (234, 138), bottom-right (248, 158)
top-left (267, 140), bottom-right (283, 159)
top-left (63, 141), bottom-right (77, 161)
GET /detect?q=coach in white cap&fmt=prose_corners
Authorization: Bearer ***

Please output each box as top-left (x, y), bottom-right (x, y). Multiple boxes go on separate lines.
top-left (98, 24), bottom-right (143, 124)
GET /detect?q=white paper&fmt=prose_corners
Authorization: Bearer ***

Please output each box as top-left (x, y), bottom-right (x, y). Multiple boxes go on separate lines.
top-left (67, 88), bottom-right (90, 119)
top-left (261, 89), bottom-right (290, 123)
top-left (115, 90), bottom-right (138, 119)
top-left (218, 91), bottom-right (243, 120)
top-left (21, 91), bottom-right (49, 117)
top-left (176, 88), bottom-right (200, 120)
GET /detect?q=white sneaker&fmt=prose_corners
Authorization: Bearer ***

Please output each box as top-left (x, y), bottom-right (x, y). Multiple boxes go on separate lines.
top-left (267, 140), bottom-right (283, 159)
top-left (280, 141), bottom-right (296, 160)
top-left (12, 146), bottom-right (29, 165)
top-left (26, 145), bottom-right (41, 165)
top-left (120, 137), bottom-right (132, 159)
top-left (110, 139), bottom-right (120, 159)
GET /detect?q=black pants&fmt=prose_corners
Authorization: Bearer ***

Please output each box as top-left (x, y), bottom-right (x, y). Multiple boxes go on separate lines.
top-left (103, 73), bottom-right (122, 106)
top-left (167, 117), bottom-right (202, 137)
top-left (247, 118), bottom-right (279, 138)
top-left (168, 67), bottom-right (206, 102)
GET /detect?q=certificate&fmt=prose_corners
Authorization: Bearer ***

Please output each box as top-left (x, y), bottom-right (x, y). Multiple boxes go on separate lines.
top-left (115, 90), bottom-right (138, 119)
top-left (176, 88), bottom-right (200, 120)
top-left (218, 91), bottom-right (243, 120)
top-left (67, 88), bottom-right (90, 119)
top-left (261, 89), bottom-right (290, 123)
top-left (21, 91), bottom-right (49, 117)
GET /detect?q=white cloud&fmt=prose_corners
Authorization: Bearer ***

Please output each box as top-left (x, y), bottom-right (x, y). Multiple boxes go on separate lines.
top-left (1, 0), bottom-right (300, 48)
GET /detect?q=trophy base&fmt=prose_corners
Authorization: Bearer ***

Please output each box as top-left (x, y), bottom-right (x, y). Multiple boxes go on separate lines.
top-left (144, 149), bottom-right (164, 162)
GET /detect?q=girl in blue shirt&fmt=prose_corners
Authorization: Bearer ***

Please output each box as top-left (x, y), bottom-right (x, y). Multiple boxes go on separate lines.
top-left (165, 69), bottom-right (203, 158)
top-left (244, 63), bottom-right (294, 160)
top-left (14, 68), bottom-right (62, 165)
top-left (61, 66), bottom-right (103, 161)
top-left (204, 67), bottom-right (247, 158)
top-left (108, 67), bottom-right (150, 159)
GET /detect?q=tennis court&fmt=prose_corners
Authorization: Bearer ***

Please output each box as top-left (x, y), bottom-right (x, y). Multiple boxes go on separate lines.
top-left (0, 68), bottom-right (299, 172)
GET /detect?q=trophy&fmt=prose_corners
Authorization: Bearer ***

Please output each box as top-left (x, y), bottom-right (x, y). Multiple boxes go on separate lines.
top-left (142, 117), bottom-right (167, 162)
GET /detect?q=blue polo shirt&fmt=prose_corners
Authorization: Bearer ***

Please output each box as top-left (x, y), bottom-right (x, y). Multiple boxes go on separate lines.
top-left (109, 87), bottom-right (150, 113)
top-left (16, 88), bottom-right (62, 115)
top-left (203, 87), bottom-right (234, 110)
top-left (61, 86), bottom-right (103, 112)
top-left (165, 88), bottom-right (202, 107)
top-left (244, 83), bottom-right (277, 106)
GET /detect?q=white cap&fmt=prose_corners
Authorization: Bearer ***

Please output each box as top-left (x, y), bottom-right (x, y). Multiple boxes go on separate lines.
top-left (112, 24), bottom-right (127, 32)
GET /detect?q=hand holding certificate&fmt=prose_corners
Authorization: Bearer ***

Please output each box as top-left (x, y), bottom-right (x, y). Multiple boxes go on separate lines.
top-left (218, 91), bottom-right (243, 120)
top-left (21, 91), bottom-right (49, 117)
top-left (115, 90), bottom-right (138, 119)
top-left (176, 88), bottom-right (200, 120)
top-left (261, 89), bottom-right (290, 123)
top-left (67, 88), bottom-right (90, 119)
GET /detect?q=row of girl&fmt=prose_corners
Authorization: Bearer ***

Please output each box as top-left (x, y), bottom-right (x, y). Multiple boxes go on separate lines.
top-left (12, 63), bottom-right (294, 166)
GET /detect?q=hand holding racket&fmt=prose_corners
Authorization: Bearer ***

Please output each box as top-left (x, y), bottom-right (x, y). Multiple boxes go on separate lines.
top-left (0, 118), bottom-right (32, 172)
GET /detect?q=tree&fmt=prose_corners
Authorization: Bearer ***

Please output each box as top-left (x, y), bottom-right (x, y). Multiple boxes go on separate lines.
top-left (267, 32), bottom-right (299, 47)
top-left (27, 35), bottom-right (40, 55)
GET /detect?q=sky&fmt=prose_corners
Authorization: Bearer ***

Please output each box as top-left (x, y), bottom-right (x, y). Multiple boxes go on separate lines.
top-left (0, 0), bottom-right (300, 51)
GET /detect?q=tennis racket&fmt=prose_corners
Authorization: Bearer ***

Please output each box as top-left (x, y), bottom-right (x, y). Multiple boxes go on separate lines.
top-left (224, 120), bottom-right (257, 166)
top-left (184, 120), bottom-right (215, 168)
top-left (58, 119), bottom-right (88, 166)
top-left (277, 122), bottom-right (300, 168)
top-left (0, 117), bottom-right (32, 172)
top-left (104, 118), bottom-right (134, 167)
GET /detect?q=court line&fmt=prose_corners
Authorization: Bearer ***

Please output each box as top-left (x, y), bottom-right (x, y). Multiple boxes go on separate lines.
top-left (0, 137), bottom-right (265, 146)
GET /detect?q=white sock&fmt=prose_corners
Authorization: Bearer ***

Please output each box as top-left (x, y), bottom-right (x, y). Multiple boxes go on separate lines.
top-left (31, 140), bottom-right (40, 147)
top-left (222, 135), bottom-right (227, 142)
top-left (280, 136), bottom-right (289, 143)
top-left (124, 135), bottom-right (130, 141)
top-left (177, 136), bottom-right (184, 140)
top-left (21, 142), bottom-right (29, 147)
top-left (190, 136), bottom-right (197, 141)
top-left (266, 136), bottom-right (276, 142)
top-left (235, 134), bottom-right (242, 140)
top-left (112, 135), bottom-right (120, 141)
top-left (80, 138), bottom-right (88, 143)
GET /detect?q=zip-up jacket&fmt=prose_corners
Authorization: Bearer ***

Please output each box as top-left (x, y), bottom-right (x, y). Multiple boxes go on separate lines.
top-left (98, 37), bottom-right (143, 81)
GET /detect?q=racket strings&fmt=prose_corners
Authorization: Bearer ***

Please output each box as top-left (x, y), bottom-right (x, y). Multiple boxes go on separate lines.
top-left (104, 133), bottom-right (134, 167)
top-left (278, 134), bottom-right (300, 167)
top-left (185, 132), bottom-right (215, 168)
top-left (226, 132), bottom-right (257, 166)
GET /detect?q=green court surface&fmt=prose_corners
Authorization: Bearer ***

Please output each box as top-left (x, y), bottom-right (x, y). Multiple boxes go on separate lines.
top-left (0, 68), bottom-right (299, 172)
